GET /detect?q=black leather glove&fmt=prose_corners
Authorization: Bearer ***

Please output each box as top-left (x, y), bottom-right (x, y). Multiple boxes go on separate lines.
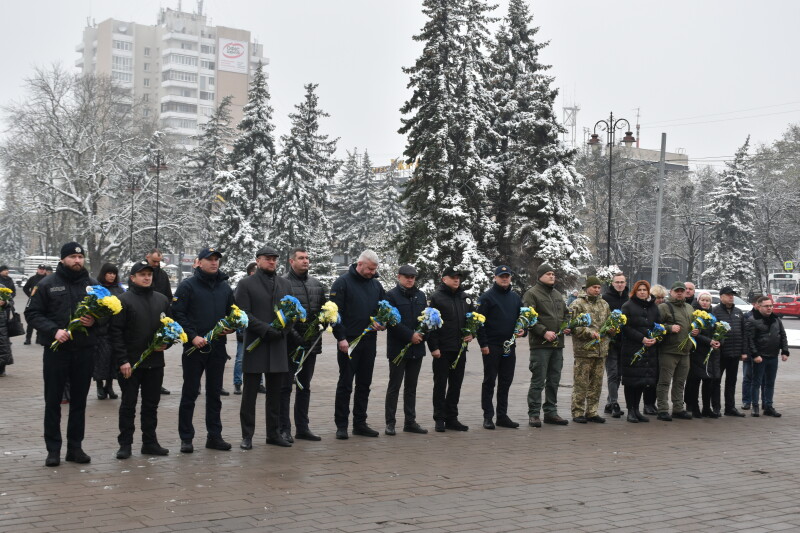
top-left (265, 326), bottom-right (284, 340)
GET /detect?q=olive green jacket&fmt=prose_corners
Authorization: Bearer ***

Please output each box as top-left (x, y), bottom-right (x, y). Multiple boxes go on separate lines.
top-left (569, 292), bottom-right (611, 358)
top-left (658, 297), bottom-right (694, 357)
top-left (522, 281), bottom-right (570, 349)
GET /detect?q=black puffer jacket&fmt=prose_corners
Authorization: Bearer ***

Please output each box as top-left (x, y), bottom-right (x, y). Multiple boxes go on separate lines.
top-left (712, 303), bottom-right (749, 359)
top-left (602, 285), bottom-right (629, 311)
top-left (23, 273), bottom-right (46, 297)
top-left (110, 282), bottom-right (171, 369)
top-left (688, 302), bottom-right (720, 380)
top-left (151, 266), bottom-right (173, 301)
top-left (285, 268), bottom-right (327, 356)
top-left (386, 284), bottom-right (428, 360)
top-left (172, 267), bottom-right (234, 346)
top-left (427, 283), bottom-right (474, 354)
top-left (330, 264), bottom-right (386, 342)
top-left (619, 296), bottom-right (661, 387)
top-left (748, 309), bottom-right (789, 358)
top-left (477, 283), bottom-right (523, 350)
top-left (25, 263), bottom-right (103, 350)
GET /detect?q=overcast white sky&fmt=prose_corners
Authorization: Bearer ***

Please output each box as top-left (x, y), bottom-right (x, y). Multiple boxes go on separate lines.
top-left (4, 1), bottom-right (800, 169)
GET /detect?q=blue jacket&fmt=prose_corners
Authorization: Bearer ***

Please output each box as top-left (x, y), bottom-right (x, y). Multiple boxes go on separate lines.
top-left (386, 284), bottom-right (428, 359)
top-left (477, 283), bottom-right (523, 350)
top-left (172, 267), bottom-right (234, 347)
top-left (330, 264), bottom-right (386, 341)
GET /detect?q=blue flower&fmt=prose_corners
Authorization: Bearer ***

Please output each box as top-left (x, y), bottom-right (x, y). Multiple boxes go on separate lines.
top-left (88, 285), bottom-right (111, 299)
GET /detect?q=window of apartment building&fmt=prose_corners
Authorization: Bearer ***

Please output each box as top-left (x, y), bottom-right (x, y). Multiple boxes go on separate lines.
top-left (199, 76), bottom-right (215, 90)
top-left (143, 108), bottom-right (150, 118)
top-left (200, 59), bottom-right (215, 70)
top-left (113, 40), bottom-right (132, 51)
top-left (112, 71), bottom-right (133, 83)
top-left (179, 42), bottom-right (196, 51)
top-left (201, 44), bottom-right (216, 54)
top-left (161, 102), bottom-right (198, 114)
top-left (201, 106), bottom-right (214, 117)
top-left (112, 55), bottom-right (133, 71)
top-left (143, 78), bottom-right (150, 87)
top-left (144, 63), bottom-right (151, 72)
top-left (144, 47), bottom-right (151, 57)
top-left (165, 117), bottom-right (197, 129)
top-left (166, 54), bottom-right (198, 67)
top-left (162, 70), bottom-right (197, 83)
top-left (143, 93), bottom-right (150, 102)
top-left (199, 91), bottom-right (215, 101)
top-left (179, 88), bottom-right (196, 97)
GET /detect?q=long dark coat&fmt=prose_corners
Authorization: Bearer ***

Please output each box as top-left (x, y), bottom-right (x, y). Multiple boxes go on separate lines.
top-left (235, 269), bottom-right (293, 374)
top-left (619, 296), bottom-right (661, 388)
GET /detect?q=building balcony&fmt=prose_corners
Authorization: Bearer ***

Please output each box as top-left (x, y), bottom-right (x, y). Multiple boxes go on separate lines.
top-left (160, 94), bottom-right (199, 105)
top-left (161, 79), bottom-right (198, 89)
top-left (75, 42), bottom-right (84, 53)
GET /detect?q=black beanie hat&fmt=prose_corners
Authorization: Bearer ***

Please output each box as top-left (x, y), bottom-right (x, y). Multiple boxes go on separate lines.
top-left (60, 242), bottom-right (85, 259)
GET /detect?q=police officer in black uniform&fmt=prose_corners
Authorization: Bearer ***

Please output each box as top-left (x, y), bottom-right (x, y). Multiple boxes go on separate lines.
top-left (26, 242), bottom-right (103, 467)
top-left (111, 260), bottom-right (172, 459)
top-left (173, 247), bottom-right (235, 453)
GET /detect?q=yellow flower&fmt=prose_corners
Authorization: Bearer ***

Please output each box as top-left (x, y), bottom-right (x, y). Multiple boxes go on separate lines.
top-left (620, 314), bottom-right (628, 325)
top-left (473, 312), bottom-right (486, 323)
top-left (321, 301), bottom-right (339, 324)
top-left (231, 304), bottom-right (242, 317)
top-left (160, 316), bottom-right (175, 326)
top-left (179, 332), bottom-right (189, 343)
top-left (99, 295), bottom-right (123, 315)
top-left (0, 287), bottom-right (12, 294)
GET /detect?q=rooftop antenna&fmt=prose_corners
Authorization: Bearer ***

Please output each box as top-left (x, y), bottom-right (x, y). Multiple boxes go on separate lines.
top-left (634, 107), bottom-right (641, 148)
top-left (197, 0), bottom-right (204, 15)
top-left (562, 104), bottom-right (580, 149)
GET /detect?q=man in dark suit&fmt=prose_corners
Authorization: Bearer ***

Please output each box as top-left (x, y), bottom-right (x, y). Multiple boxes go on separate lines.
top-left (234, 246), bottom-right (295, 449)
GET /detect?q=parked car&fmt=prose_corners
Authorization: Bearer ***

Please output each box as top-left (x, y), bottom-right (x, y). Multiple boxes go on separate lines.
top-left (773, 295), bottom-right (800, 318)
top-left (6, 269), bottom-right (26, 287)
top-left (694, 289), bottom-right (751, 313)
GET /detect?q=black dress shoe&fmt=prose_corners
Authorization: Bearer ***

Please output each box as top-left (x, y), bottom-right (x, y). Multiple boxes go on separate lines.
top-left (258, 384), bottom-right (267, 394)
top-left (266, 435), bottom-right (292, 447)
top-left (657, 412), bottom-right (673, 421)
top-left (205, 437), bottom-right (232, 451)
top-left (445, 420), bottom-right (469, 431)
top-left (483, 418), bottom-right (495, 429)
top-left (643, 404), bottom-right (657, 415)
top-left (751, 405), bottom-right (760, 417)
top-left (234, 384), bottom-right (242, 395)
top-left (160, 386), bottom-right (170, 395)
top-left (295, 429), bottom-right (322, 441)
top-left (604, 404), bottom-right (613, 414)
top-left (141, 442), bottom-right (169, 456)
top-left (587, 415), bottom-right (606, 423)
top-left (495, 416), bottom-right (519, 428)
top-left (691, 407), bottom-right (703, 418)
top-left (45, 451), bottom-right (60, 467)
top-left (385, 424), bottom-right (396, 436)
top-left (403, 423), bottom-right (428, 434)
top-left (725, 408), bottom-right (746, 417)
top-left (65, 448), bottom-right (91, 464)
top-left (626, 411), bottom-right (639, 423)
top-left (742, 402), bottom-right (751, 410)
top-left (240, 437), bottom-right (252, 450)
top-left (528, 416), bottom-right (541, 428)
top-left (335, 428), bottom-right (349, 440)
top-left (703, 408), bottom-right (719, 419)
top-left (673, 411), bottom-right (693, 420)
top-left (116, 445), bottom-right (132, 459)
top-left (280, 431), bottom-right (294, 444)
top-left (764, 406), bottom-right (781, 417)
top-left (106, 388), bottom-right (118, 400)
top-left (611, 403), bottom-right (624, 418)
top-left (97, 384), bottom-right (107, 400)
top-left (352, 425), bottom-right (379, 437)
top-left (634, 409), bottom-right (649, 423)
top-left (220, 388), bottom-right (230, 396)
top-left (180, 440), bottom-right (194, 453)
top-left (23, 340), bottom-right (31, 345)
top-left (572, 416), bottom-right (588, 424)
top-left (434, 420), bottom-right (446, 432)
top-left (543, 414), bottom-right (568, 426)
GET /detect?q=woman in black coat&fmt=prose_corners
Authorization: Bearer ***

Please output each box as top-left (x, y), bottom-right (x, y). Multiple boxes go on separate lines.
top-left (619, 280), bottom-right (662, 423)
top-left (684, 292), bottom-right (721, 418)
top-left (94, 263), bottom-right (125, 399)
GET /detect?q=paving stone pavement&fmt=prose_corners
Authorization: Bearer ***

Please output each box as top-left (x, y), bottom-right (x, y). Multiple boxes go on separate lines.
top-left (2, 330), bottom-right (799, 532)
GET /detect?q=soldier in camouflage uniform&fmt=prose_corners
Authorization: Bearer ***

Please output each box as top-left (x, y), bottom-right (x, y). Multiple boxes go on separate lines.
top-left (569, 276), bottom-right (611, 423)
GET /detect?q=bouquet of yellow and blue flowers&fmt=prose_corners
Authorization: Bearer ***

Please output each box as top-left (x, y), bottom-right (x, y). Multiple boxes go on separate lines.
top-left (547, 312), bottom-right (592, 347)
top-left (0, 287), bottom-right (13, 303)
top-left (186, 304), bottom-right (249, 355)
top-left (678, 309), bottom-right (716, 351)
top-left (247, 295), bottom-right (306, 352)
top-left (451, 311), bottom-right (486, 369)
top-left (392, 307), bottom-right (443, 365)
top-left (502, 307), bottom-right (538, 354)
top-left (130, 315), bottom-right (188, 373)
top-left (348, 300), bottom-right (400, 358)
top-left (51, 285), bottom-right (122, 350)
top-left (583, 309), bottom-right (627, 349)
top-left (705, 320), bottom-right (731, 365)
top-left (630, 323), bottom-right (667, 365)
top-left (291, 302), bottom-right (341, 389)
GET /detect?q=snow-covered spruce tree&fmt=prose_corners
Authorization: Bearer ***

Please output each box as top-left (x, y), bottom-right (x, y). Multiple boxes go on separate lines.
top-left (374, 158), bottom-right (407, 241)
top-left (396, 0), bottom-right (496, 292)
top-left (493, 0), bottom-right (589, 285)
top-left (333, 149), bottom-right (376, 263)
top-left (213, 62), bottom-right (276, 274)
top-left (702, 137), bottom-right (757, 291)
top-left (269, 83), bottom-right (340, 261)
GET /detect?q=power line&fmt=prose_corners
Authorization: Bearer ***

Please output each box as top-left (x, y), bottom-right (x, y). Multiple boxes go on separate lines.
top-left (640, 108), bottom-right (800, 129)
top-left (646, 101), bottom-right (800, 126)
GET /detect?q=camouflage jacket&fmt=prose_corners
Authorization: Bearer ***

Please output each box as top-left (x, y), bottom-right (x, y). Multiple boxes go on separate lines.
top-left (569, 292), bottom-right (611, 358)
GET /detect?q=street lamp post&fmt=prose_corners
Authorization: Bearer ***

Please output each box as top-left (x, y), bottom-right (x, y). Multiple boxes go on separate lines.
top-left (148, 150), bottom-right (168, 250)
top-left (588, 112), bottom-right (636, 267)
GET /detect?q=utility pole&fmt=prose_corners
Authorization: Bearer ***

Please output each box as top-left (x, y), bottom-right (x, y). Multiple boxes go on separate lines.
top-left (651, 133), bottom-right (667, 286)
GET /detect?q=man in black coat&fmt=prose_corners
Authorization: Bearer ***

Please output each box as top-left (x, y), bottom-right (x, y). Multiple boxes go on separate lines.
top-left (111, 261), bottom-right (172, 459)
top-left (712, 286), bottom-right (748, 417)
top-left (602, 272), bottom-right (628, 418)
top-left (173, 247), bottom-right (235, 453)
top-left (281, 248), bottom-right (327, 442)
top-left (145, 248), bottom-right (173, 395)
top-left (25, 242), bottom-right (103, 467)
top-left (427, 266), bottom-right (475, 432)
top-left (478, 266), bottom-right (524, 430)
top-left (384, 264), bottom-right (428, 436)
top-left (235, 246), bottom-right (295, 449)
top-left (330, 250), bottom-right (386, 440)
top-left (747, 296), bottom-right (790, 417)
top-left (23, 264), bottom-right (48, 345)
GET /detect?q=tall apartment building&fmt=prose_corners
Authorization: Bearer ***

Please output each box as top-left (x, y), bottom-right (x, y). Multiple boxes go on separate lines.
top-left (76, 6), bottom-right (267, 147)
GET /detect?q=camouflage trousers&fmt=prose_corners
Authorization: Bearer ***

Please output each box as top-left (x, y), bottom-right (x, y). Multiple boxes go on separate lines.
top-left (571, 356), bottom-right (606, 418)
